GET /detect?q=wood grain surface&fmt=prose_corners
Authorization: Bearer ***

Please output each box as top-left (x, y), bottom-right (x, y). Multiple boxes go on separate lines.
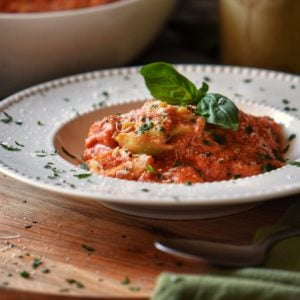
top-left (0, 172), bottom-right (296, 299)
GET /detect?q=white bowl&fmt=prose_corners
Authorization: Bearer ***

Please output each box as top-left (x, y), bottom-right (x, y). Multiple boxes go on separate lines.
top-left (0, 0), bottom-right (177, 98)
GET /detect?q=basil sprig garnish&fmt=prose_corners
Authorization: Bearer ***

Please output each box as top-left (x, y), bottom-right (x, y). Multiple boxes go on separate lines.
top-left (140, 62), bottom-right (239, 131)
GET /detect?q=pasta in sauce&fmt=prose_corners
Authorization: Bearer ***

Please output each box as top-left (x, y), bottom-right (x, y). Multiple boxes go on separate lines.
top-left (83, 100), bottom-right (285, 184)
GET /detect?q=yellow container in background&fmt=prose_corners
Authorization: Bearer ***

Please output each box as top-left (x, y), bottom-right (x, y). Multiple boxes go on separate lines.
top-left (219, 0), bottom-right (300, 74)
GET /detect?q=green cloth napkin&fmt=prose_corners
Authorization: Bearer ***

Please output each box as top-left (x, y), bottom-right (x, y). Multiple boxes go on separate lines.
top-left (152, 202), bottom-right (300, 300)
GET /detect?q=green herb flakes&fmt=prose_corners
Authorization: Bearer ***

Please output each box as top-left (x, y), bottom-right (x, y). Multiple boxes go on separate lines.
top-left (74, 173), bottom-right (92, 179)
top-left (121, 276), bottom-right (130, 285)
top-left (145, 164), bottom-right (156, 174)
top-left (66, 278), bottom-right (85, 288)
top-left (20, 271), bottom-right (30, 278)
top-left (261, 164), bottom-right (276, 173)
top-left (41, 268), bottom-right (50, 274)
top-left (288, 133), bottom-right (296, 141)
top-left (34, 150), bottom-right (47, 157)
top-left (37, 120), bottom-right (44, 126)
top-left (282, 99), bottom-right (289, 104)
top-left (79, 162), bottom-right (89, 170)
top-left (0, 142), bottom-right (21, 152)
top-left (62, 180), bottom-right (76, 189)
top-left (82, 244), bottom-right (95, 252)
top-left (15, 141), bottom-right (24, 147)
top-left (1, 112), bottom-right (13, 124)
top-left (288, 161), bottom-right (300, 167)
top-left (32, 258), bottom-right (42, 269)
top-left (129, 286), bottom-right (141, 292)
top-left (138, 118), bottom-right (154, 134)
top-left (102, 91), bottom-right (109, 97)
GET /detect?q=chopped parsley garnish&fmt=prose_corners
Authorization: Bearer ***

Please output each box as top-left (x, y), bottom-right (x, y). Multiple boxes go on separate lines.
top-left (185, 181), bottom-right (192, 186)
top-left (243, 78), bottom-right (252, 83)
top-left (62, 180), bottom-right (76, 188)
top-left (72, 108), bottom-right (80, 117)
top-left (20, 271), bottom-right (30, 278)
top-left (79, 162), bottom-right (89, 170)
top-left (121, 276), bottom-right (130, 285)
top-left (261, 164), bottom-right (276, 173)
top-left (34, 150), bottom-right (47, 157)
top-left (288, 133), bottom-right (296, 141)
top-left (129, 286), bottom-right (141, 292)
top-left (37, 120), bottom-right (44, 126)
top-left (82, 244), bottom-right (95, 252)
top-left (92, 101), bottom-right (106, 109)
top-left (44, 163), bottom-right (63, 179)
top-left (15, 141), bottom-right (24, 147)
top-left (0, 142), bottom-right (21, 152)
top-left (1, 112), bottom-right (13, 124)
top-left (74, 173), bottom-right (92, 179)
top-left (32, 258), bottom-right (42, 269)
top-left (288, 161), bottom-right (300, 167)
top-left (41, 268), bottom-right (50, 274)
top-left (141, 188), bottom-right (149, 192)
top-left (102, 91), bottom-right (109, 97)
top-left (145, 164), bottom-right (156, 174)
top-left (66, 278), bottom-right (85, 288)
top-left (138, 118), bottom-right (154, 134)
top-left (282, 99), bottom-right (289, 104)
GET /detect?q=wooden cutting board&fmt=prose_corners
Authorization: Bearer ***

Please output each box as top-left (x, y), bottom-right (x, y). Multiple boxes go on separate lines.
top-left (0, 172), bottom-right (295, 299)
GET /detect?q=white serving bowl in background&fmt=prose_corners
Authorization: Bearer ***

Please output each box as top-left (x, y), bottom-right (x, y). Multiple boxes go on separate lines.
top-left (0, 0), bottom-right (177, 99)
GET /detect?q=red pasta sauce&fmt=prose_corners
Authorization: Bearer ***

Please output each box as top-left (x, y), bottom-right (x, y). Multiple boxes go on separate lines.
top-left (83, 100), bottom-right (285, 184)
top-left (0, 0), bottom-right (119, 13)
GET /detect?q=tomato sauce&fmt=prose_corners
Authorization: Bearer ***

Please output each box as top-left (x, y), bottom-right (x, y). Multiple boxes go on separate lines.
top-left (83, 100), bottom-right (285, 184)
top-left (0, 0), bottom-right (119, 13)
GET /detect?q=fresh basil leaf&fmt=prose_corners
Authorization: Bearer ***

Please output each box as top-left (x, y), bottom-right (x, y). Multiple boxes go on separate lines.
top-left (195, 93), bottom-right (239, 131)
top-left (197, 82), bottom-right (209, 100)
top-left (140, 62), bottom-right (198, 105)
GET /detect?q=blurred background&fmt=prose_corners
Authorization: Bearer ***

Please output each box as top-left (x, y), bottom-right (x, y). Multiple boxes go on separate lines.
top-left (135, 0), bottom-right (219, 65)
top-left (136, 0), bottom-right (299, 72)
top-left (0, 0), bottom-right (298, 100)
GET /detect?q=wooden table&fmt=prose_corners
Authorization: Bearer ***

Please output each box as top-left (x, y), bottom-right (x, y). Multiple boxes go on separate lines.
top-left (0, 172), bottom-right (297, 299)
